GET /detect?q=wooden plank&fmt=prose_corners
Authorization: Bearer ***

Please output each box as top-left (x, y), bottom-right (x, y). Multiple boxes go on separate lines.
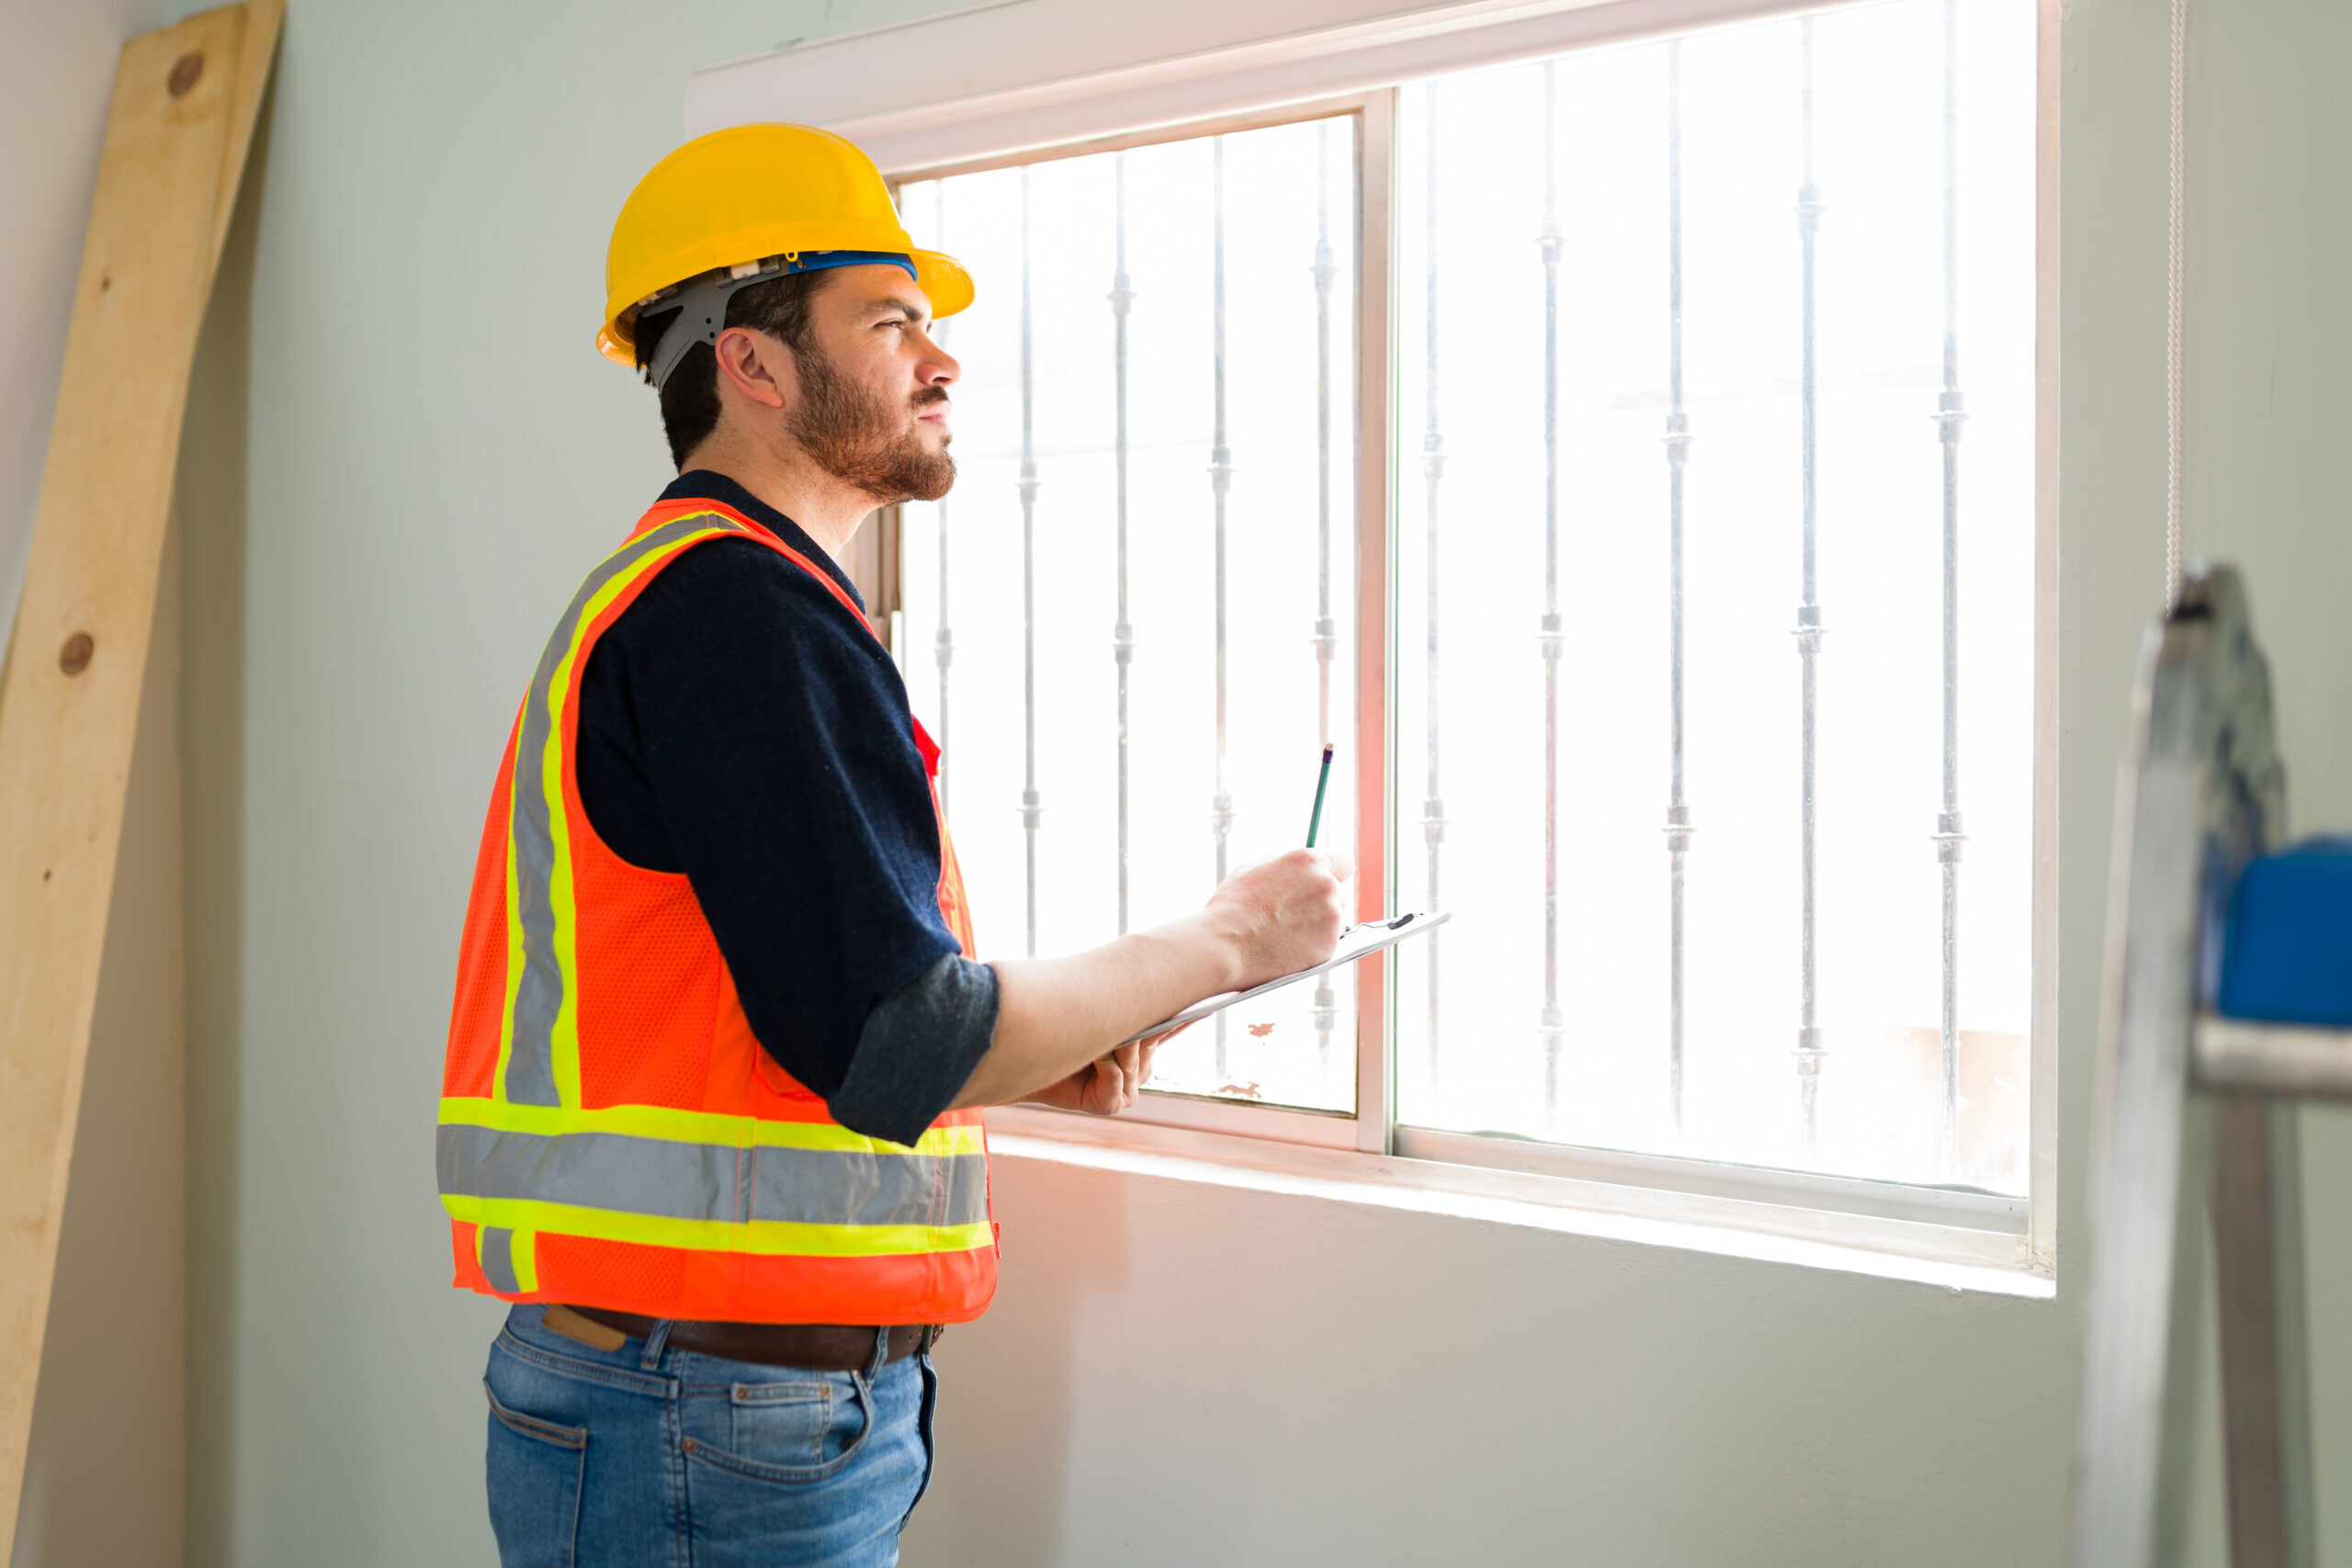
top-left (0, 0), bottom-right (282, 1545)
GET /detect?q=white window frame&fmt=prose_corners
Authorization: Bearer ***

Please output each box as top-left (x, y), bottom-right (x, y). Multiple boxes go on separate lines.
top-left (695, 0), bottom-right (2061, 1284)
top-left (884, 90), bottom-right (1395, 1158)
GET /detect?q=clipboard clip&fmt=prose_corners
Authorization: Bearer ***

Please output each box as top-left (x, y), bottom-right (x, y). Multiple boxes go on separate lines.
top-left (1347, 913), bottom-right (1418, 936)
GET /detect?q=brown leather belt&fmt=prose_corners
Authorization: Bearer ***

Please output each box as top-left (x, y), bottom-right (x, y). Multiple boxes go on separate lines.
top-left (547, 1303), bottom-right (941, 1371)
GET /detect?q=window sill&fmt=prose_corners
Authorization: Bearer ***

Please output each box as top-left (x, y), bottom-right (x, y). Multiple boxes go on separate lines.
top-left (985, 1105), bottom-right (2056, 1300)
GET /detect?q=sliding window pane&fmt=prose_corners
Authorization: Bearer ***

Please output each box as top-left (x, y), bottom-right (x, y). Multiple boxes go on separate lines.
top-left (1393, 0), bottom-right (2037, 1190)
top-left (900, 116), bottom-right (1363, 1112)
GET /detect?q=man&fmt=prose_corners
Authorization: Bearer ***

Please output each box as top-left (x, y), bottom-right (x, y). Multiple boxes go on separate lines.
top-left (435, 124), bottom-right (1351, 1566)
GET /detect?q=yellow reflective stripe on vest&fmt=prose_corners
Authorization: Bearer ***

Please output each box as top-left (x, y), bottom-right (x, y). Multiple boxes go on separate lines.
top-left (444, 1197), bottom-right (995, 1259)
top-left (495, 512), bottom-right (746, 1110)
top-left (439, 1096), bottom-right (986, 1158)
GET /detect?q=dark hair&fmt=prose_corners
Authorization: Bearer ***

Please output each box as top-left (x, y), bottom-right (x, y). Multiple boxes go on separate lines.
top-left (632, 268), bottom-right (834, 468)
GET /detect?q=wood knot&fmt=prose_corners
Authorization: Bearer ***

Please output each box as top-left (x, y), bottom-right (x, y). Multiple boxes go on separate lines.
top-left (168, 51), bottom-right (205, 97)
top-left (59, 632), bottom-right (94, 676)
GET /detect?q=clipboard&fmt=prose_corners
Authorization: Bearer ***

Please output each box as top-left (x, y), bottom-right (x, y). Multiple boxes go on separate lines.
top-left (1118, 910), bottom-right (1452, 1045)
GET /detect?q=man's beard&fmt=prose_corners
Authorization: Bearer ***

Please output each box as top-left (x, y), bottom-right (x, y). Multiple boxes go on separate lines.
top-left (787, 345), bottom-right (956, 503)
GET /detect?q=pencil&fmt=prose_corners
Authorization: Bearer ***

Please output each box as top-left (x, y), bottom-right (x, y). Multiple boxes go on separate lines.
top-left (1306, 743), bottom-right (1334, 848)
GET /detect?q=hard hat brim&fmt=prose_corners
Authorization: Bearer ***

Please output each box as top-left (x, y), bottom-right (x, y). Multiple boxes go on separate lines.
top-left (598, 247), bottom-right (974, 368)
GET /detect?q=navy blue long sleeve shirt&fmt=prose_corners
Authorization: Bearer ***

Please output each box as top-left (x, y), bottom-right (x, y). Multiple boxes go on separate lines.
top-left (572, 472), bottom-right (996, 1145)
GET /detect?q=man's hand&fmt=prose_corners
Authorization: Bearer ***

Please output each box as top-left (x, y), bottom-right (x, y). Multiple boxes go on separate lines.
top-left (956, 851), bottom-right (1353, 1112)
top-left (1204, 848), bottom-right (1354, 993)
top-left (1024, 1037), bottom-right (1163, 1116)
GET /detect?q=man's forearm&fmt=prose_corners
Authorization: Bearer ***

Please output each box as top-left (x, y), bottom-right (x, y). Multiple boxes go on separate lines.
top-left (953, 914), bottom-right (1246, 1109)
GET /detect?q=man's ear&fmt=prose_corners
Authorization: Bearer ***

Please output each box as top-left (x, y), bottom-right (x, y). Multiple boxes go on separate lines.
top-left (713, 326), bottom-right (791, 412)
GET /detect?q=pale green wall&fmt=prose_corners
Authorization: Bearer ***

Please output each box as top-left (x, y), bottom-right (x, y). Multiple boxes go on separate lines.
top-left (138, 0), bottom-right (2352, 1562)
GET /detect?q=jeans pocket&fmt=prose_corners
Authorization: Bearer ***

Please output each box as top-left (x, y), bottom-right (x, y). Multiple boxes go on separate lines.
top-left (682, 1367), bottom-right (928, 1566)
top-left (688, 1375), bottom-right (872, 1484)
top-left (724, 1380), bottom-right (835, 1471)
top-left (484, 1381), bottom-right (587, 1568)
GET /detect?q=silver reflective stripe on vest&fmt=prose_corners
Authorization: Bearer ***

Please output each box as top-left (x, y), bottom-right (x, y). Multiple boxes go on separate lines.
top-left (480, 1227), bottom-right (522, 1293)
top-left (438, 1122), bottom-right (989, 1229)
top-left (502, 513), bottom-right (745, 1107)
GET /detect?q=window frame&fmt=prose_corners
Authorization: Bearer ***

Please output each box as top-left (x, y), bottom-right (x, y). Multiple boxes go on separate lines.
top-left (875, 0), bottom-right (2059, 1280)
top-left (890, 89), bottom-right (1396, 1153)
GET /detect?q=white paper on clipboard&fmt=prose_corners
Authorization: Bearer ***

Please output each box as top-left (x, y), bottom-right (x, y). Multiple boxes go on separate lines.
top-left (1117, 911), bottom-right (1452, 1045)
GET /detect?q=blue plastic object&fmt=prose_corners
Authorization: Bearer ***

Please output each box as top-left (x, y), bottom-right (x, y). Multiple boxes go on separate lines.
top-left (2216, 836), bottom-right (2352, 1026)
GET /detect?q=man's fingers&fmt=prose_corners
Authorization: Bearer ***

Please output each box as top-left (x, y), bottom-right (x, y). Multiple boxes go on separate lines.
top-left (1075, 1032), bottom-right (1167, 1113)
top-left (1097, 1042), bottom-right (1150, 1113)
top-left (1108, 1052), bottom-right (1138, 1111)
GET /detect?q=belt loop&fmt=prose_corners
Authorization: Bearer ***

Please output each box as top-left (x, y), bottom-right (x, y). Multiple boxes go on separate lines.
top-left (639, 1318), bottom-right (674, 1371)
top-left (865, 1325), bottom-right (892, 1381)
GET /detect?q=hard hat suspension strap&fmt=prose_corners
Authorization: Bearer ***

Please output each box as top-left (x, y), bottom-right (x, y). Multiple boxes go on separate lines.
top-left (641, 252), bottom-right (922, 392)
top-left (645, 267), bottom-right (770, 392)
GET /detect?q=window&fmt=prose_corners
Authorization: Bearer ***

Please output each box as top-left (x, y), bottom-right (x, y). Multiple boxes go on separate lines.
top-left (898, 112), bottom-right (1371, 1131)
top-left (888, 0), bottom-right (2043, 1247)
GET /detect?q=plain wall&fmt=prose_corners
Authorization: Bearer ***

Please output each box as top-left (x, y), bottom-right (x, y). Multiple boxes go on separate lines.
top-left (17, 0), bottom-right (2331, 1562)
top-left (6, 2), bottom-right (184, 1564)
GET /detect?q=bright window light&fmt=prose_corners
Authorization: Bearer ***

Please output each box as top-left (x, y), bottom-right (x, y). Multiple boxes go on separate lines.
top-left (901, 0), bottom-right (2037, 1199)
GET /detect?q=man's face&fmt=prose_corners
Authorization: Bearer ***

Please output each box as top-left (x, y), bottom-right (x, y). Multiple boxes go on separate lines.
top-left (785, 264), bottom-right (959, 504)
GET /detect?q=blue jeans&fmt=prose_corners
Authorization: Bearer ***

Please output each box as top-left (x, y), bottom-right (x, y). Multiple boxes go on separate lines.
top-left (483, 1304), bottom-right (938, 1568)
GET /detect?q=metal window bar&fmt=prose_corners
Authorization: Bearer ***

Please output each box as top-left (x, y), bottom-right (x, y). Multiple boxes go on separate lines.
top-left (1112, 153), bottom-right (1136, 936)
top-left (931, 183), bottom-right (954, 817)
top-left (1210, 136), bottom-right (1236, 1078)
top-left (1356, 89), bottom-right (1395, 1151)
top-left (1422, 87), bottom-right (1447, 1096)
top-left (1662, 42), bottom-right (1693, 1138)
top-left (1311, 123), bottom-right (1340, 1067)
top-left (1934, 0), bottom-right (1970, 1176)
top-left (1539, 61), bottom-right (1566, 1121)
top-left (1018, 167), bottom-right (1042, 958)
top-left (1792, 17), bottom-right (1827, 1151)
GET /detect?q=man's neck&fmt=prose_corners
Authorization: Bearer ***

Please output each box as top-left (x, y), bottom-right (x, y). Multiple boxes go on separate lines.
top-left (679, 434), bottom-right (876, 565)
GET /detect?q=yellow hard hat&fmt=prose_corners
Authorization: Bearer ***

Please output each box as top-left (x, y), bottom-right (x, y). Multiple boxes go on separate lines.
top-left (598, 123), bottom-right (973, 372)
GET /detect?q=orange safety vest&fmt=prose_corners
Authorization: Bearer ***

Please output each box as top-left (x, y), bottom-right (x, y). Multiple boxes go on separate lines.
top-left (437, 496), bottom-right (995, 1325)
